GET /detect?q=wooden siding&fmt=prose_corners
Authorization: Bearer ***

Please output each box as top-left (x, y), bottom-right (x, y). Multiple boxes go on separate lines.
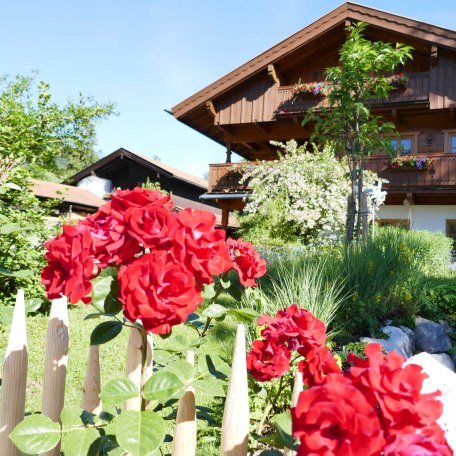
top-left (430, 49), bottom-right (456, 109)
top-left (172, 2), bottom-right (456, 119)
top-left (216, 73), bottom-right (430, 125)
top-left (209, 154), bottom-right (456, 194)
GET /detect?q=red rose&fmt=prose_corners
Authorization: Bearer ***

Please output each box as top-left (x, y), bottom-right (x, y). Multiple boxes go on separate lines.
top-left (292, 374), bottom-right (385, 456)
top-left (41, 223), bottom-right (97, 304)
top-left (118, 251), bottom-right (203, 334)
top-left (346, 344), bottom-right (444, 437)
top-left (227, 237), bottom-right (267, 287)
top-left (383, 432), bottom-right (452, 456)
top-left (298, 346), bottom-right (341, 387)
top-left (110, 187), bottom-right (173, 218)
top-left (171, 209), bottom-right (232, 285)
top-left (259, 304), bottom-right (327, 352)
top-left (246, 339), bottom-right (291, 382)
top-left (84, 204), bottom-right (141, 267)
top-left (125, 204), bottom-right (176, 250)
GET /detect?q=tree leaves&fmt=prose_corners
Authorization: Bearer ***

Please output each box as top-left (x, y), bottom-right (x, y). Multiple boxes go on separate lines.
top-left (114, 411), bottom-right (166, 456)
top-left (100, 379), bottom-right (140, 406)
top-left (91, 276), bottom-right (122, 315)
top-left (143, 371), bottom-right (185, 402)
top-left (9, 414), bottom-right (60, 454)
top-left (90, 321), bottom-right (123, 345)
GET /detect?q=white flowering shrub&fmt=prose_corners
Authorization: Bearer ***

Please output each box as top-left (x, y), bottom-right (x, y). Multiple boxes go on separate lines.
top-left (237, 141), bottom-right (351, 247)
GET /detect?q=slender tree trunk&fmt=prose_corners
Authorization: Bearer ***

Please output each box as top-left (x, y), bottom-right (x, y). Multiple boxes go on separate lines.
top-left (346, 153), bottom-right (357, 244)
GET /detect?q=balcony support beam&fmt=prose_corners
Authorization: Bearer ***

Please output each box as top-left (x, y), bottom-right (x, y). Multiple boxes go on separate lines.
top-left (431, 46), bottom-right (438, 66)
top-left (267, 64), bottom-right (282, 86)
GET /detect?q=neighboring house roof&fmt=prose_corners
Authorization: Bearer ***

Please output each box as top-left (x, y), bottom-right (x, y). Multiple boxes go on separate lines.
top-left (172, 194), bottom-right (238, 227)
top-left (30, 179), bottom-right (105, 210)
top-left (66, 148), bottom-right (209, 190)
top-left (172, 1), bottom-right (456, 119)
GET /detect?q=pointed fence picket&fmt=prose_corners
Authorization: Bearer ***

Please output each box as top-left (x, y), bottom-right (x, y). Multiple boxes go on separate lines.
top-left (0, 291), bottom-right (298, 455)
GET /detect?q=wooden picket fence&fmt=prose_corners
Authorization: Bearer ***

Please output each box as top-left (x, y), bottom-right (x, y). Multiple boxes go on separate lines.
top-left (0, 290), bottom-right (302, 456)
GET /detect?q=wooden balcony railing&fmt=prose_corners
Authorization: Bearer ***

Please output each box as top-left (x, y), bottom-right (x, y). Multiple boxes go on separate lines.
top-left (208, 153), bottom-right (456, 195)
top-left (275, 72), bottom-right (430, 116)
top-left (366, 154), bottom-right (456, 189)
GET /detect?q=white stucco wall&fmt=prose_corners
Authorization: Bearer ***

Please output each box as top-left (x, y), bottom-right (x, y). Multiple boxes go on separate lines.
top-left (377, 205), bottom-right (456, 233)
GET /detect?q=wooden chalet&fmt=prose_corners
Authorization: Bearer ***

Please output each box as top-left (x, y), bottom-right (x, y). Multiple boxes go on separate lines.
top-left (172, 2), bottom-right (456, 235)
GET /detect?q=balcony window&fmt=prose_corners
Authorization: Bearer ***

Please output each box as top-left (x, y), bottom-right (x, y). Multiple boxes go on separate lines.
top-left (443, 130), bottom-right (456, 153)
top-left (390, 135), bottom-right (416, 155)
top-left (451, 135), bottom-right (456, 153)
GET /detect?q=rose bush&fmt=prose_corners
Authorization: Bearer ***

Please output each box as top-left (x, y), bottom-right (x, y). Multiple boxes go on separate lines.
top-left (246, 306), bottom-right (451, 455)
top-left (40, 187), bottom-right (266, 335)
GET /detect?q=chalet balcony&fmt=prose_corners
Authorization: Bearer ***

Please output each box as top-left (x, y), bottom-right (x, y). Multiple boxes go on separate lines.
top-left (274, 72), bottom-right (430, 116)
top-left (208, 153), bottom-right (456, 196)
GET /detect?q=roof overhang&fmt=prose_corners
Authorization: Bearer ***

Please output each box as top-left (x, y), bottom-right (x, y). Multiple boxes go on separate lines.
top-left (172, 2), bottom-right (456, 120)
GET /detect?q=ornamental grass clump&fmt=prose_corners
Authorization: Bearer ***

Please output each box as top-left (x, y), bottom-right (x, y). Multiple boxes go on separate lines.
top-left (246, 305), bottom-right (451, 455)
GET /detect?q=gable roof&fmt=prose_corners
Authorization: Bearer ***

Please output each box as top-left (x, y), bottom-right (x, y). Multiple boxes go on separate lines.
top-left (67, 148), bottom-right (208, 189)
top-left (172, 2), bottom-right (456, 119)
top-left (30, 179), bottom-right (105, 209)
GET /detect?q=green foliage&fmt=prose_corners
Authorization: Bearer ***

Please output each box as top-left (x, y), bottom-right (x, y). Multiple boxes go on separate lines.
top-left (0, 167), bottom-right (55, 308)
top-left (0, 73), bottom-right (116, 180)
top-left (240, 257), bottom-right (347, 341)
top-left (9, 414), bottom-right (61, 454)
top-left (317, 227), bottom-right (450, 340)
top-left (420, 276), bottom-right (456, 327)
top-left (238, 141), bottom-right (350, 247)
top-left (304, 22), bottom-right (413, 242)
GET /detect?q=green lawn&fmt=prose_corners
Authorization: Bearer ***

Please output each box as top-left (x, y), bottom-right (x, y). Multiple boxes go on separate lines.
top-left (0, 301), bottom-right (238, 415)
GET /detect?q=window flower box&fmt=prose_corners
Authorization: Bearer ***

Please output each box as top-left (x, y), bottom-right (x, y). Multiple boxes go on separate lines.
top-left (386, 156), bottom-right (433, 170)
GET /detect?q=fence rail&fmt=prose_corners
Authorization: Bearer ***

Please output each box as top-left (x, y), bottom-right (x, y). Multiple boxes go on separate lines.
top-left (0, 290), bottom-right (301, 455)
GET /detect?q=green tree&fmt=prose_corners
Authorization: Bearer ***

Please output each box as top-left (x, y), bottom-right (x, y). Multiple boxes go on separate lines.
top-left (0, 73), bottom-right (116, 180)
top-left (304, 22), bottom-right (412, 243)
top-left (0, 73), bottom-right (115, 308)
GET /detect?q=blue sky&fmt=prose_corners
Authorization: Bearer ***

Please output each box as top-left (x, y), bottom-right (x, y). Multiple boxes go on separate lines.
top-left (1, 0), bottom-right (455, 178)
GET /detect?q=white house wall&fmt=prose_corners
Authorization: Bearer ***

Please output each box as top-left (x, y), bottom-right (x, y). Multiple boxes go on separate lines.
top-left (377, 205), bottom-right (456, 232)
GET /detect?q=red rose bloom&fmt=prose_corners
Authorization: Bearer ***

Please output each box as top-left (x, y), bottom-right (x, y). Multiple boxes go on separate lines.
top-left (292, 374), bottom-right (385, 456)
top-left (259, 304), bottom-right (327, 352)
top-left (41, 223), bottom-right (97, 304)
top-left (298, 346), bottom-right (341, 387)
top-left (246, 339), bottom-right (291, 382)
top-left (227, 237), bottom-right (267, 287)
top-left (171, 209), bottom-right (232, 285)
top-left (84, 204), bottom-right (141, 267)
top-left (118, 251), bottom-right (203, 334)
top-left (110, 187), bottom-right (173, 217)
top-left (383, 432), bottom-right (452, 456)
top-left (125, 204), bottom-right (176, 250)
top-left (346, 344), bottom-right (444, 437)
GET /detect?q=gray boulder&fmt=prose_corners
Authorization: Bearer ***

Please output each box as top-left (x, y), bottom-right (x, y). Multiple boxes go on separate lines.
top-left (405, 353), bottom-right (456, 452)
top-left (361, 326), bottom-right (412, 358)
top-left (414, 317), bottom-right (451, 353)
top-left (439, 320), bottom-right (454, 336)
top-left (399, 325), bottom-right (415, 352)
top-left (428, 353), bottom-right (455, 371)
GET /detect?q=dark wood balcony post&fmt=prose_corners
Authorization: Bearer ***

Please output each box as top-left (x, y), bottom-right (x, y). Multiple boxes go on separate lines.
top-left (221, 208), bottom-right (229, 228)
top-left (225, 142), bottom-right (232, 163)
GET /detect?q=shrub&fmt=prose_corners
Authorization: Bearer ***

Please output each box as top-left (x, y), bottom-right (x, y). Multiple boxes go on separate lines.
top-left (420, 275), bottom-right (456, 328)
top-left (237, 141), bottom-right (350, 247)
top-left (255, 227), bottom-right (452, 343)
top-left (0, 166), bottom-right (55, 308)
